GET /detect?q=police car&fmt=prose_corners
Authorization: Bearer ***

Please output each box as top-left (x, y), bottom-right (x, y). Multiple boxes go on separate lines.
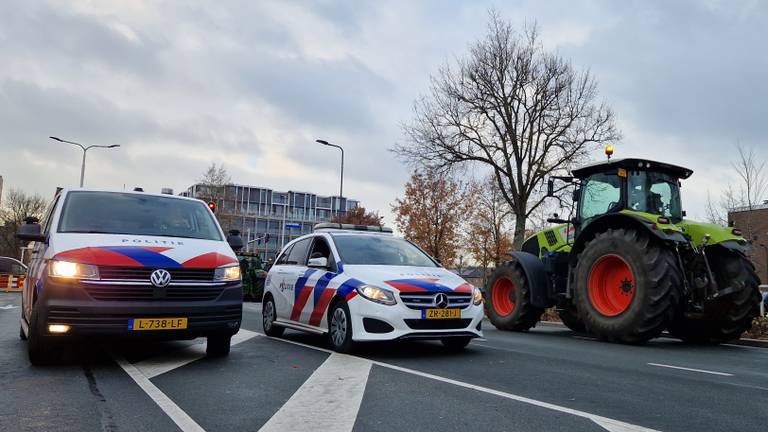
top-left (261, 223), bottom-right (484, 352)
top-left (16, 189), bottom-right (244, 364)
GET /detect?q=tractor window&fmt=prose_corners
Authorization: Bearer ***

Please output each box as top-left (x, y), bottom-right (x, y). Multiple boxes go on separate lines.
top-left (628, 172), bottom-right (682, 220)
top-left (580, 174), bottom-right (621, 221)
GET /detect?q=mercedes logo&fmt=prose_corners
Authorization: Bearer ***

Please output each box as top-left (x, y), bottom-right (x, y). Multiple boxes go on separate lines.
top-left (434, 293), bottom-right (449, 309)
top-left (150, 269), bottom-right (171, 288)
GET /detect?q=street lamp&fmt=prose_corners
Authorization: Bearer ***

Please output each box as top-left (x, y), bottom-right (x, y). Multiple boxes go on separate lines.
top-left (315, 139), bottom-right (344, 215)
top-left (50, 136), bottom-right (120, 187)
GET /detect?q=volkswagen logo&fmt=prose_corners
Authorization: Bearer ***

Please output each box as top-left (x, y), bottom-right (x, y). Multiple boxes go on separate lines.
top-left (150, 269), bottom-right (171, 288)
top-left (434, 292), bottom-right (449, 309)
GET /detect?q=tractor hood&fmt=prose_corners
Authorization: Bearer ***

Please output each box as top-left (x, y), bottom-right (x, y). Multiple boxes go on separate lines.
top-left (677, 220), bottom-right (748, 248)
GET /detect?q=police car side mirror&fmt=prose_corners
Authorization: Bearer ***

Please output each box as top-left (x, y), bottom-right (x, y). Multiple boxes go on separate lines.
top-left (226, 230), bottom-right (244, 252)
top-left (16, 217), bottom-right (46, 243)
top-left (307, 257), bottom-right (328, 269)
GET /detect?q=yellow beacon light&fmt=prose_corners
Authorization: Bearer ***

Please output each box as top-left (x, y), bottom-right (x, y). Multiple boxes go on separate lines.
top-left (605, 144), bottom-right (614, 160)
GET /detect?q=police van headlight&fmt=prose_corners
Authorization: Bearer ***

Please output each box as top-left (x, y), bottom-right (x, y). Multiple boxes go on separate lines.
top-left (49, 260), bottom-right (99, 279)
top-left (472, 286), bottom-right (483, 305)
top-left (356, 284), bottom-right (397, 305)
top-left (214, 265), bottom-right (241, 282)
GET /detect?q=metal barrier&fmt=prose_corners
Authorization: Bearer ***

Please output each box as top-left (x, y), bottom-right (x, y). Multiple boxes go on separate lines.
top-left (1, 274), bottom-right (25, 292)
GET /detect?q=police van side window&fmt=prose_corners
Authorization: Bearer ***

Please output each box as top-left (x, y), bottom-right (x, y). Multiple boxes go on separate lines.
top-left (41, 195), bottom-right (61, 236)
top-left (286, 238), bottom-right (311, 266)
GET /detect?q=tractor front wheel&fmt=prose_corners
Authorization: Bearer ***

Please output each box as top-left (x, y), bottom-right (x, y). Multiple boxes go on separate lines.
top-left (575, 228), bottom-right (680, 343)
top-left (668, 250), bottom-right (760, 344)
top-left (485, 260), bottom-right (543, 331)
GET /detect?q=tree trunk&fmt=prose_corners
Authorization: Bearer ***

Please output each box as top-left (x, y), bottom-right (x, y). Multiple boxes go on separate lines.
top-left (512, 213), bottom-right (527, 250)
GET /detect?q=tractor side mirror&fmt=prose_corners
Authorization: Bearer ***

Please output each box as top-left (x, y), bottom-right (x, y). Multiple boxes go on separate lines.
top-left (16, 217), bottom-right (46, 243)
top-left (682, 210), bottom-right (687, 217)
top-left (572, 188), bottom-right (580, 202)
top-left (547, 179), bottom-right (554, 197)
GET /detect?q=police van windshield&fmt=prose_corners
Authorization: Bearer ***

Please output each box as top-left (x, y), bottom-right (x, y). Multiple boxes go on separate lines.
top-left (333, 235), bottom-right (438, 267)
top-left (58, 192), bottom-right (223, 241)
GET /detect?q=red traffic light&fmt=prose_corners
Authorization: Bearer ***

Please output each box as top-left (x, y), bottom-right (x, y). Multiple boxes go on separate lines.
top-left (207, 201), bottom-right (216, 212)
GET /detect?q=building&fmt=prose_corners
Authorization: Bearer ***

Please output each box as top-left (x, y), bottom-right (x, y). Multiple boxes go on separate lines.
top-left (182, 183), bottom-right (360, 260)
top-left (728, 202), bottom-right (768, 284)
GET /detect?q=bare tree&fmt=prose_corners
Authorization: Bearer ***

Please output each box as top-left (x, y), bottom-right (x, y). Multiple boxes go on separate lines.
top-left (0, 189), bottom-right (48, 258)
top-left (707, 143), bottom-right (767, 235)
top-left (395, 13), bottom-right (620, 248)
top-left (198, 162), bottom-right (231, 204)
top-left (464, 176), bottom-right (514, 284)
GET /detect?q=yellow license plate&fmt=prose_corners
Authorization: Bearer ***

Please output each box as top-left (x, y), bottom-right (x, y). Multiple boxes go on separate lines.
top-left (422, 309), bottom-right (461, 319)
top-left (129, 318), bottom-right (188, 331)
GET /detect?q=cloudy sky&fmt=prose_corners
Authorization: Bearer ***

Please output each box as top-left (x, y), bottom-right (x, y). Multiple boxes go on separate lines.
top-left (1, 0), bottom-right (766, 224)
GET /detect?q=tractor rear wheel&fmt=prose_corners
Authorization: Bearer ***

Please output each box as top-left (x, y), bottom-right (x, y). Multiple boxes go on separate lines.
top-left (557, 302), bottom-right (587, 333)
top-left (575, 228), bottom-right (680, 343)
top-left (668, 250), bottom-right (760, 344)
top-left (485, 260), bottom-right (543, 331)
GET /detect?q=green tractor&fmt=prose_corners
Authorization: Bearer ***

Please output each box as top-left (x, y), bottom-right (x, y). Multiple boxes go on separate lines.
top-left (485, 155), bottom-right (762, 344)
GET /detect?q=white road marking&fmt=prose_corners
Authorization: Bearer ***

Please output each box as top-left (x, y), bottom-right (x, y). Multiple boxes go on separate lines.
top-left (0, 305), bottom-right (18, 310)
top-left (647, 363), bottom-right (734, 377)
top-left (135, 329), bottom-right (260, 378)
top-left (258, 353), bottom-right (371, 432)
top-left (257, 332), bottom-right (658, 432)
top-left (113, 353), bottom-right (206, 432)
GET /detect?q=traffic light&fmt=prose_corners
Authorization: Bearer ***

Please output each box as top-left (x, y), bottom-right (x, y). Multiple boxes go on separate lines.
top-left (207, 201), bottom-right (216, 212)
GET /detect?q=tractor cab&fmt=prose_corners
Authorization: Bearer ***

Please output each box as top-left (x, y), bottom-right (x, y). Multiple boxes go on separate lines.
top-left (570, 158), bottom-right (693, 230)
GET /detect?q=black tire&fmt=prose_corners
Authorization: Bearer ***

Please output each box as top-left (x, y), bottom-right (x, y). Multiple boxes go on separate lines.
top-left (206, 335), bottom-right (232, 357)
top-left (557, 302), bottom-right (587, 333)
top-left (574, 228), bottom-right (680, 344)
top-left (262, 295), bottom-right (284, 337)
top-left (484, 260), bottom-right (544, 331)
top-left (668, 250), bottom-right (761, 344)
top-left (27, 307), bottom-right (56, 365)
top-left (328, 300), bottom-right (354, 353)
top-left (440, 336), bottom-right (472, 351)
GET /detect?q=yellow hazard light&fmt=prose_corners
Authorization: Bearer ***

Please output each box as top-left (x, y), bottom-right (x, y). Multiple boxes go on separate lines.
top-left (605, 144), bottom-right (614, 159)
top-left (48, 324), bottom-right (71, 334)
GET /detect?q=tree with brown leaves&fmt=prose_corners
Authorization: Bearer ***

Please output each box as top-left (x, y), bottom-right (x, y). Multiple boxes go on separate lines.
top-left (396, 13), bottom-right (619, 249)
top-left (0, 189), bottom-right (48, 258)
top-left (392, 171), bottom-right (468, 267)
top-left (332, 207), bottom-right (383, 226)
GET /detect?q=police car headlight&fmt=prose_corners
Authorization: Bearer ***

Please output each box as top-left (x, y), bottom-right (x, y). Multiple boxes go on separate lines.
top-left (472, 286), bottom-right (483, 305)
top-left (356, 285), bottom-right (396, 305)
top-left (49, 260), bottom-right (99, 279)
top-left (214, 265), bottom-right (241, 282)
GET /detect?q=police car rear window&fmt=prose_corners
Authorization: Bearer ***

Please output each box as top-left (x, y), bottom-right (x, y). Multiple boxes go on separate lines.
top-left (58, 192), bottom-right (223, 241)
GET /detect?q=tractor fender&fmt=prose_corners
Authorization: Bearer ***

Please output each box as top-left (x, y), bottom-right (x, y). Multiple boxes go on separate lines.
top-left (710, 239), bottom-right (750, 254)
top-left (507, 251), bottom-right (553, 309)
top-left (570, 213), bottom-right (686, 266)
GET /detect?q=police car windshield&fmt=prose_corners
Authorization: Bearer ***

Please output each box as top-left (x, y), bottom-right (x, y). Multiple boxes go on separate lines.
top-left (333, 235), bottom-right (437, 267)
top-left (58, 192), bottom-right (223, 241)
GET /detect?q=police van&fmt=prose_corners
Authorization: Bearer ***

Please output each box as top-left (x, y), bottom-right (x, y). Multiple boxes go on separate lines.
top-left (17, 189), bottom-right (243, 364)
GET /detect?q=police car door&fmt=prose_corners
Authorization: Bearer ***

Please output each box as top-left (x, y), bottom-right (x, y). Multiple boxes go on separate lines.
top-left (281, 237), bottom-right (312, 323)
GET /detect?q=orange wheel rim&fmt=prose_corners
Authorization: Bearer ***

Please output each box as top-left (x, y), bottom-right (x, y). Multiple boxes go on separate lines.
top-left (492, 277), bottom-right (516, 316)
top-left (588, 254), bottom-right (635, 317)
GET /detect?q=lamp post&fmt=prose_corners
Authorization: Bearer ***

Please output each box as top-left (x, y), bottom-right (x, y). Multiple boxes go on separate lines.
top-left (315, 139), bottom-right (344, 216)
top-left (50, 136), bottom-right (120, 187)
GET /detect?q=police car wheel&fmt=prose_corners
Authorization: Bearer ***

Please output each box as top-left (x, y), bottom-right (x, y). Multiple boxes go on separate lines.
top-left (328, 301), bottom-right (354, 353)
top-left (206, 335), bottom-right (231, 357)
top-left (262, 296), bottom-right (284, 337)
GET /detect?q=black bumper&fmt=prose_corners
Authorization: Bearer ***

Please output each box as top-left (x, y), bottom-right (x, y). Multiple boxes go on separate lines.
top-left (36, 277), bottom-right (243, 340)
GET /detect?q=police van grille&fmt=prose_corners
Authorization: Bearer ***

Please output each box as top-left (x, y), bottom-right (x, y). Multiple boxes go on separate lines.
top-left (399, 292), bottom-right (472, 310)
top-left (98, 266), bottom-right (215, 281)
top-left (83, 285), bottom-right (225, 301)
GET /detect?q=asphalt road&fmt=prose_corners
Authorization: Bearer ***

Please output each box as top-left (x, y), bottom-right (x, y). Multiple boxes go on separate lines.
top-left (1, 291), bottom-right (766, 432)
